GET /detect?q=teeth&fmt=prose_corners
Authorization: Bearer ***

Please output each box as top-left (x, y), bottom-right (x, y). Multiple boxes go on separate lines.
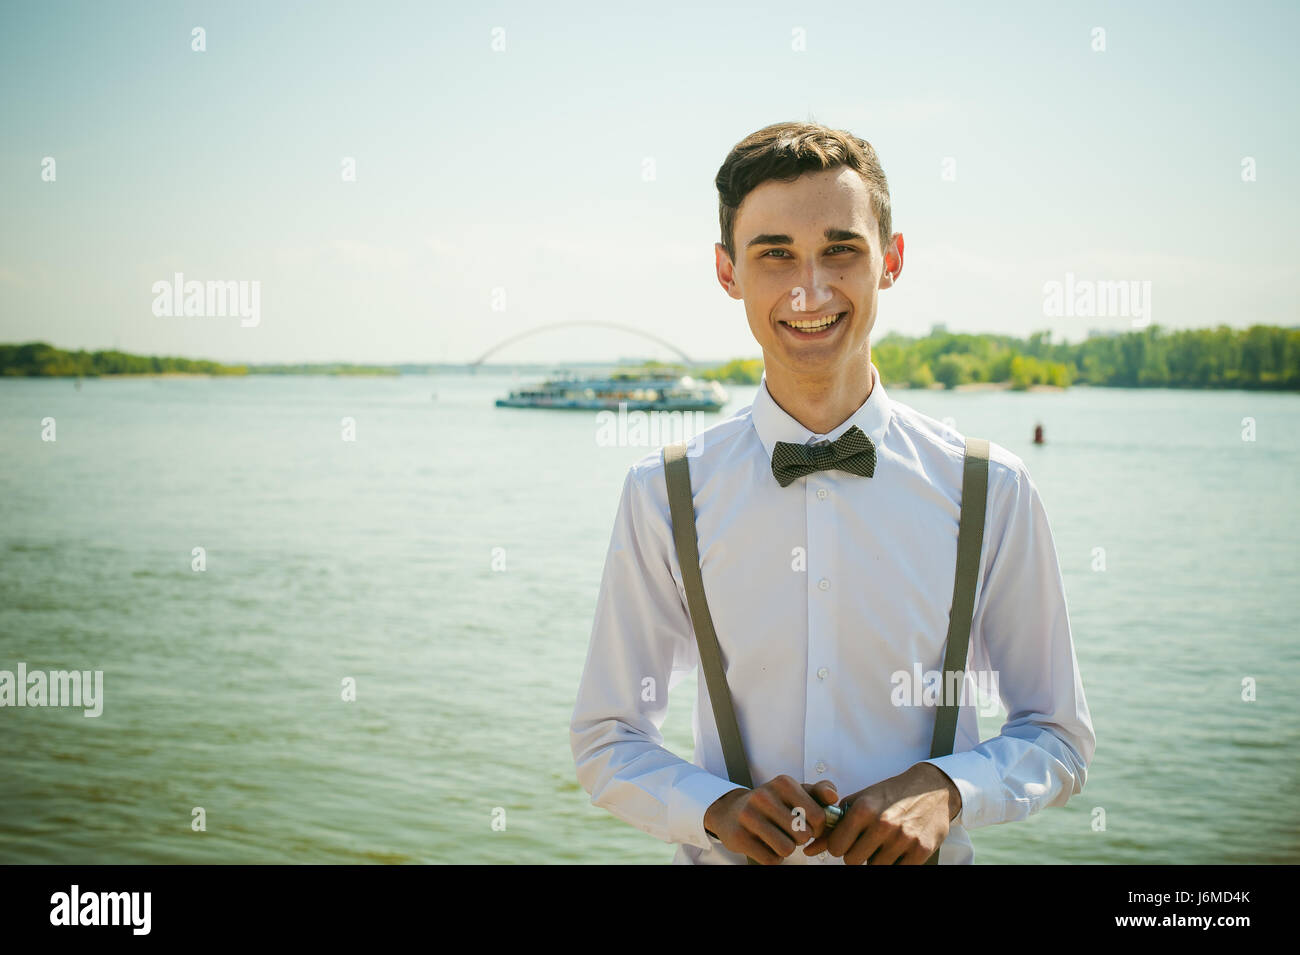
top-left (785, 312), bottom-right (843, 330)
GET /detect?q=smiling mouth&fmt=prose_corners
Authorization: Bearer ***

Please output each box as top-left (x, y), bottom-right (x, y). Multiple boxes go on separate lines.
top-left (779, 311), bottom-right (847, 333)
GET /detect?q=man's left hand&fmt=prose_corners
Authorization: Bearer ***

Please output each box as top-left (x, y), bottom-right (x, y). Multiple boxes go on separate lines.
top-left (801, 762), bottom-right (961, 865)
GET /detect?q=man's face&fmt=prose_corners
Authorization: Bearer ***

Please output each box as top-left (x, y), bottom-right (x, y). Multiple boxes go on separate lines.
top-left (715, 165), bottom-right (900, 380)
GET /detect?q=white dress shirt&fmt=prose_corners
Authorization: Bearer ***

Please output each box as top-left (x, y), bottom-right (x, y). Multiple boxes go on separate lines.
top-left (570, 361), bottom-right (1095, 864)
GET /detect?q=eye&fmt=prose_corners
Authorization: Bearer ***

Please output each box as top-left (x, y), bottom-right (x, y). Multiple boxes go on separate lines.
top-left (761, 246), bottom-right (857, 258)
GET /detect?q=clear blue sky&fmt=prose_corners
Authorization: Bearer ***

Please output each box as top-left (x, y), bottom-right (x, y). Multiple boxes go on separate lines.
top-left (2, 0), bottom-right (1296, 364)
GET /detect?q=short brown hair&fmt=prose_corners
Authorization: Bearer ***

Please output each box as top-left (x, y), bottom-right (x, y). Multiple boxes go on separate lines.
top-left (714, 121), bottom-right (892, 264)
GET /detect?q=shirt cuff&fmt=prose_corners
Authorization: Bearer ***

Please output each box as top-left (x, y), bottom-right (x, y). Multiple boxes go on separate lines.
top-left (668, 771), bottom-right (749, 851)
top-left (921, 752), bottom-right (996, 830)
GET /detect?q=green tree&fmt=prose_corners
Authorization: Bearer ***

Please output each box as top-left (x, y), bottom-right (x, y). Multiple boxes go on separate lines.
top-left (908, 362), bottom-right (935, 388)
top-left (933, 353), bottom-right (969, 389)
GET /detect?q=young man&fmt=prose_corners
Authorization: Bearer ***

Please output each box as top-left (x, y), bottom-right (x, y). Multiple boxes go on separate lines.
top-left (569, 121), bottom-right (1095, 865)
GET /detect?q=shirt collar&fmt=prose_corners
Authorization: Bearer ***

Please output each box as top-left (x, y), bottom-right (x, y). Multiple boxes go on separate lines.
top-left (751, 361), bottom-right (892, 461)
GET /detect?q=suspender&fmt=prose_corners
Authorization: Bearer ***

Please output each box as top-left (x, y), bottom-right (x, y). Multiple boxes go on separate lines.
top-left (664, 442), bottom-right (756, 792)
top-left (661, 436), bottom-right (991, 866)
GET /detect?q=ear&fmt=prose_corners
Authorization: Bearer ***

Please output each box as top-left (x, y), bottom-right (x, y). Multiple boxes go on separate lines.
top-left (715, 242), bottom-right (742, 300)
top-left (881, 233), bottom-right (905, 286)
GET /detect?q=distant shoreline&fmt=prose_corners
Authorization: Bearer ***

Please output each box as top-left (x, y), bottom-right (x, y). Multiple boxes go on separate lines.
top-left (82, 372), bottom-right (220, 379)
top-left (64, 371), bottom-right (393, 379)
top-left (917, 380), bottom-right (1067, 393)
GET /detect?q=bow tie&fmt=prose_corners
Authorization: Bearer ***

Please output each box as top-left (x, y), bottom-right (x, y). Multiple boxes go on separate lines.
top-left (771, 425), bottom-right (877, 487)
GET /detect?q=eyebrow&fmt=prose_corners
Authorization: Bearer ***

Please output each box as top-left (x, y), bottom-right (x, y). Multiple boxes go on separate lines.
top-left (745, 227), bottom-right (868, 249)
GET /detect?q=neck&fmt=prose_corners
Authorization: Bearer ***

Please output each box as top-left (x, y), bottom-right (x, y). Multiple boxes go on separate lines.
top-left (764, 347), bottom-right (874, 435)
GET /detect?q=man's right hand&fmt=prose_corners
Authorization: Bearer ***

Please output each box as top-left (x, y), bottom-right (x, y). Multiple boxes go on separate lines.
top-left (703, 775), bottom-right (839, 864)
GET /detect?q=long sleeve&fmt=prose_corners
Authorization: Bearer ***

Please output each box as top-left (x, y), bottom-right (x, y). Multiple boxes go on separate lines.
top-left (923, 454), bottom-right (1096, 832)
top-left (570, 464), bottom-right (744, 852)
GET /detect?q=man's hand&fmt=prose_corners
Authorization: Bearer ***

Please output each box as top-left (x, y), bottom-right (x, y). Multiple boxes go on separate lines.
top-left (703, 775), bottom-right (839, 864)
top-left (801, 762), bottom-right (961, 865)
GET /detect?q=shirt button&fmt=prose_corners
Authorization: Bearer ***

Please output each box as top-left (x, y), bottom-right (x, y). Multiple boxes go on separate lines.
top-left (817, 667), bottom-right (829, 680)
top-left (814, 761), bottom-right (827, 774)
top-left (816, 488), bottom-right (828, 500)
top-left (818, 578), bottom-right (830, 591)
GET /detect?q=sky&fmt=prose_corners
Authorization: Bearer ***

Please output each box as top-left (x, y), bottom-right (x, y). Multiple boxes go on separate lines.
top-left (1, 0), bottom-right (1297, 365)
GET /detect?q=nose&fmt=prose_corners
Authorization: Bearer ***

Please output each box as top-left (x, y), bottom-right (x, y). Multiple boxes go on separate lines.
top-left (790, 259), bottom-right (835, 314)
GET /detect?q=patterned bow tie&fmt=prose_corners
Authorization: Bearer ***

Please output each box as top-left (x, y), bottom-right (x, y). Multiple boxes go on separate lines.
top-left (771, 425), bottom-right (877, 487)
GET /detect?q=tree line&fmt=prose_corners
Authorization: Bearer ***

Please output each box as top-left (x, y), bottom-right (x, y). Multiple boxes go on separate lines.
top-left (0, 343), bottom-right (393, 377)
top-left (0, 342), bottom-right (248, 377)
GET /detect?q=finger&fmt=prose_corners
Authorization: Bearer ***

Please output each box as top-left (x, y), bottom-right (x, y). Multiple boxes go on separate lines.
top-left (736, 831), bottom-right (783, 865)
top-left (865, 833), bottom-right (908, 866)
top-left (770, 800), bottom-right (817, 843)
top-left (801, 782), bottom-right (839, 835)
top-left (768, 777), bottom-right (826, 840)
top-left (844, 825), bottom-right (891, 866)
top-left (897, 841), bottom-right (936, 865)
top-left (802, 834), bottom-right (828, 856)
top-left (803, 779), bottom-right (839, 807)
top-left (747, 783), bottom-right (809, 847)
top-left (827, 798), bottom-right (876, 858)
top-left (745, 814), bottom-right (799, 861)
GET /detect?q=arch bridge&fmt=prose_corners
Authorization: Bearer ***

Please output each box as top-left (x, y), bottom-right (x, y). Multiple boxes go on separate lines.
top-left (469, 321), bottom-right (696, 368)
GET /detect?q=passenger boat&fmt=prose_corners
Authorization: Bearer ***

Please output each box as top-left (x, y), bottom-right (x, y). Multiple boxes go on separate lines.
top-left (494, 370), bottom-right (728, 411)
